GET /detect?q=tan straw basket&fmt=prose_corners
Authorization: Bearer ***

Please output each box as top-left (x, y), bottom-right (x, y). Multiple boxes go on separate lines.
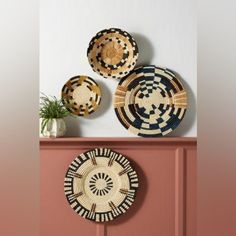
top-left (64, 148), bottom-right (139, 222)
top-left (61, 75), bottom-right (101, 116)
top-left (114, 65), bottom-right (187, 137)
top-left (87, 28), bottom-right (139, 80)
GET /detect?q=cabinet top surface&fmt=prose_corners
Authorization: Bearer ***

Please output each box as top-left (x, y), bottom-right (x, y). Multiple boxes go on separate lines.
top-left (40, 137), bottom-right (197, 144)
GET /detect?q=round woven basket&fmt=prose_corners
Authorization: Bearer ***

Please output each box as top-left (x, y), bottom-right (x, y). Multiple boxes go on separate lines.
top-left (87, 28), bottom-right (139, 79)
top-left (64, 148), bottom-right (139, 222)
top-left (61, 75), bottom-right (101, 116)
top-left (114, 65), bottom-right (187, 137)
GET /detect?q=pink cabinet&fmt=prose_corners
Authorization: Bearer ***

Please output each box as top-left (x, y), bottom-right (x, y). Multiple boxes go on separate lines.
top-left (40, 138), bottom-right (196, 236)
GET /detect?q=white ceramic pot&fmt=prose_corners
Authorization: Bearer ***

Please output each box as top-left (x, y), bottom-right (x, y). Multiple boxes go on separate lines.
top-left (40, 118), bottom-right (66, 138)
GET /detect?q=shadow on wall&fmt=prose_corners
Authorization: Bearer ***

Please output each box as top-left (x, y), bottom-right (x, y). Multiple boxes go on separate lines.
top-left (131, 33), bottom-right (155, 66)
top-left (64, 116), bottom-right (81, 137)
top-left (106, 161), bottom-right (148, 226)
top-left (168, 70), bottom-right (197, 137)
top-left (86, 80), bottom-right (112, 119)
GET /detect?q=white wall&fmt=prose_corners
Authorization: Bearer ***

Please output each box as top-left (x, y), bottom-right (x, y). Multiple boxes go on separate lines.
top-left (40, 0), bottom-right (197, 137)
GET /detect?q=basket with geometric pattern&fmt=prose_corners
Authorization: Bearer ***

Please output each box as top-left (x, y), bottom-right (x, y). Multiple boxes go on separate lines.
top-left (64, 148), bottom-right (139, 222)
top-left (87, 28), bottom-right (139, 80)
top-left (114, 65), bottom-right (187, 137)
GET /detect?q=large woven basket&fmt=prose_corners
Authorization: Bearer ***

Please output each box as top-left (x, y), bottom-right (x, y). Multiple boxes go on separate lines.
top-left (64, 148), bottom-right (139, 222)
top-left (114, 65), bottom-right (187, 137)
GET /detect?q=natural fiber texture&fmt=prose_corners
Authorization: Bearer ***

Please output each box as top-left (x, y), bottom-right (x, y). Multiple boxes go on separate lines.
top-left (114, 65), bottom-right (187, 137)
top-left (64, 148), bottom-right (138, 222)
top-left (61, 76), bottom-right (101, 116)
top-left (87, 28), bottom-right (139, 79)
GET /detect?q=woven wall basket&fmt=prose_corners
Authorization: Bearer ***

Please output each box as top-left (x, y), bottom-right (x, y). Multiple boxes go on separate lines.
top-left (114, 65), bottom-right (187, 137)
top-left (64, 148), bottom-right (139, 222)
top-left (87, 28), bottom-right (139, 79)
top-left (61, 76), bottom-right (101, 116)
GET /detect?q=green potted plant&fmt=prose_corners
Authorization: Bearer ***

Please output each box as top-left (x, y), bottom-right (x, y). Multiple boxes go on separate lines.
top-left (39, 93), bottom-right (70, 138)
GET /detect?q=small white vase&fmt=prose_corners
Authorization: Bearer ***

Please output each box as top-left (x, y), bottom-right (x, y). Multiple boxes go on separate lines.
top-left (40, 118), bottom-right (66, 138)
